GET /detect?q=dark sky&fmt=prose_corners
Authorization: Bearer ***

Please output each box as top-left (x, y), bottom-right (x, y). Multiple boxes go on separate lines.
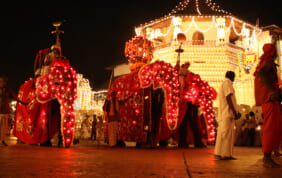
top-left (0, 0), bottom-right (281, 92)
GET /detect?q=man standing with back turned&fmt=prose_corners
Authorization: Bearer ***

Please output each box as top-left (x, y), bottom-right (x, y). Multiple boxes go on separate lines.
top-left (215, 71), bottom-right (240, 160)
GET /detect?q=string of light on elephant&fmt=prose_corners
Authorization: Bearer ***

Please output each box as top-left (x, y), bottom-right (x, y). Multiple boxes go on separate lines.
top-left (37, 60), bottom-right (77, 148)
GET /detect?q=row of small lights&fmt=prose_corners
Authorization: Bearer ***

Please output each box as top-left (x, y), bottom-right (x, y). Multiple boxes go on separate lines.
top-left (196, 0), bottom-right (202, 15)
top-left (141, 16), bottom-right (261, 49)
top-left (169, 0), bottom-right (229, 15)
top-left (93, 90), bottom-right (108, 94)
top-left (36, 60), bottom-right (78, 148)
top-left (136, 0), bottom-right (261, 35)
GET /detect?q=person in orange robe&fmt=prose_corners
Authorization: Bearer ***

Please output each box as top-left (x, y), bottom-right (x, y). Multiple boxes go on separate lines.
top-left (254, 43), bottom-right (282, 168)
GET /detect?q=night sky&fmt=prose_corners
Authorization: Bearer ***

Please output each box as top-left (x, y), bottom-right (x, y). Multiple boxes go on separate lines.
top-left (0, 0), bottom-right (281, 92)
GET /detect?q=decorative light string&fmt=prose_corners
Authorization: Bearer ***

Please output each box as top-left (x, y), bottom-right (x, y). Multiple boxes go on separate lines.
top-left (36, 59), bottom-right (77, 148)
top-left (136, 0), bottom-right (261, 36)
top-left (181, 18), bottom-right (194, 33)
top-left (153, 19), bottom-right (174, 37)
top-left (142, 16), bottom-right (262, 51)
top-left (170, 0), bottom-right (190, 15)
top-left (169, 0), bottom-right (231, 16)
top-left (196, 0), bottom-right (202, 15)
top-left (206, 0), bottom-right (231, 15)
top-left (183, 73), bottom-right (217, 143)
top-left (232, 22), bottom-right (246, 36)
top-left (139, 60), bottom-right (180, 130)
top-left (224, 18), bottom-right (233, 33)
top-left (93, 90), bottom-right (108, 94)
top-left (192, 16), bottom-right (215, 33)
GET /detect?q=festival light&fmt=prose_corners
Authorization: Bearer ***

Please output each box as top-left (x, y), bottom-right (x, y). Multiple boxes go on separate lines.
top-left (183, 73), bottom-right (217, 143)
top-left (169, 0), bottom-right (231, 16)
top-left (139, 60), bottom-right (180, 130)
top-left (76, 74), bottom-right (93, 111)
top-left (36, 59), bottom-right (77, 148)
top-left (141, 16), bottom-right (261, 50)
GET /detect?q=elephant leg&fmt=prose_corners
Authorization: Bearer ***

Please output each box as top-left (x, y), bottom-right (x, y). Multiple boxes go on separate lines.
top-left (51, 100), bottom-right (62, 147)
top-left (178, 102), bottom-right (192, 148)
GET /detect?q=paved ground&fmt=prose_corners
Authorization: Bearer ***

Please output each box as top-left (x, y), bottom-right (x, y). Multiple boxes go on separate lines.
top-left (0, 140), bottom-right (281, 178)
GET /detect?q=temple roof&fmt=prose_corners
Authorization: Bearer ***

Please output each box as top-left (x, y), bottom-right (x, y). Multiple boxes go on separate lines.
top-left (169, 0), bottom-right (231, 16)
top-left (135, 0), bottom-right (262, 33)
top-left (137, 0), bottom-right (234, 28)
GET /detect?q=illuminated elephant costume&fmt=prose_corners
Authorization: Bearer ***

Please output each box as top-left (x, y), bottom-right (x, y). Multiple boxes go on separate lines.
top-left (105, 36), bottom-right (217, 144)
top-left (13, 58), bottom-right (77, 148)
top-left (105, 36), bottom-right (180, 143)
top-left (178, 72), bottom-right (217, 144)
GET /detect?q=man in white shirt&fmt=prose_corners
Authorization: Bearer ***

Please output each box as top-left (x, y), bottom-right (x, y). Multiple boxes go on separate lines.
top-left (215, 71), bottom-right (240, 160)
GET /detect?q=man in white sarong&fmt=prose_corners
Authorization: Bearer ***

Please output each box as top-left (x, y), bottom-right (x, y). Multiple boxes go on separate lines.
top-left (215, 71), bottom-right (240, 160)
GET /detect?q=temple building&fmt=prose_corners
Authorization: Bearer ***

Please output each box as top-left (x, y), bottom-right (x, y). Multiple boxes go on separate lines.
top-left (74, 74), bottom-right (108, 131)
top-left (134, 0), bottom-right (282, 107)
top-left (74, 74), bottom-right (95, 130)
top-left (76, 74), bottom-right (93, 111)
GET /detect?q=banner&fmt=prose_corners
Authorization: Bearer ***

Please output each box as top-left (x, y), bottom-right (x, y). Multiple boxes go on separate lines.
top-left (238, 52), bottom-right (257, 65)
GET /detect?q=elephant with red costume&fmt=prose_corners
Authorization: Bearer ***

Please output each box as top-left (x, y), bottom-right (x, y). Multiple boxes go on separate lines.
top-left (104, 36), bottom-right (180, 147)
top-left (104, 35), bottom-right (217, 148)
top-left (13, 26), bottom-right (78, 148)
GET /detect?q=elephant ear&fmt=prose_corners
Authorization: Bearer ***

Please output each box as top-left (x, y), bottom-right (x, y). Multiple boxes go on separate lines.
top-left (107, 70), bottom-right (141, 101)
top-left (182, 72), bottom-right (217, 143)
top-left (139, 60), bottom-right (180, 130)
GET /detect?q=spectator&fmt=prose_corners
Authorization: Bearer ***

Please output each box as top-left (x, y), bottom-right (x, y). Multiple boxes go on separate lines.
top-left (243, 112), bottom-right (256, 146)
top-left (80, 115), bottom-right (91, 139)
top-left (90, 115), bottom-right (97, 141)
top-left (215, 71), bottom-right (240, 160)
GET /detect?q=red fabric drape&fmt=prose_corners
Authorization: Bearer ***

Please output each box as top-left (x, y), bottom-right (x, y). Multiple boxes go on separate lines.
top-left (13, 79), bottom-right (59, 144)
top-left (261, 101), bottom-right (282, 153)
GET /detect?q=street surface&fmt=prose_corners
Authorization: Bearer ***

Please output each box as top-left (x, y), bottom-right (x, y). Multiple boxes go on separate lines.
top-left (0, 140), bottom-right (281, 178)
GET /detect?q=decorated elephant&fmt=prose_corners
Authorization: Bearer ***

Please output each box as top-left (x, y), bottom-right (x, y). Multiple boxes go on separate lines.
top-left (13, 58), bottom-right (77, 148)
top-left (104, 36), bottom-right (179, 144)
top-left (104, 35), bottom-right (217, 145)
top-left (105, 60), bottom-right (180, 143)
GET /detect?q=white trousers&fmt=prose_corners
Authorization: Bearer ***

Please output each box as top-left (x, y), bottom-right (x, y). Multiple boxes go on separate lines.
top-left (0, 114), bottom-right (8, 142)
top-left (215, 117), bottom-right (235, 158)
top-left (108, 121), bottom-right (118, 146)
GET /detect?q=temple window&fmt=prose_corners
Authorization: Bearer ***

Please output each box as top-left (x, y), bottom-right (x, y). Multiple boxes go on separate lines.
top-left (192, 31), bottom-right (204, 45)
